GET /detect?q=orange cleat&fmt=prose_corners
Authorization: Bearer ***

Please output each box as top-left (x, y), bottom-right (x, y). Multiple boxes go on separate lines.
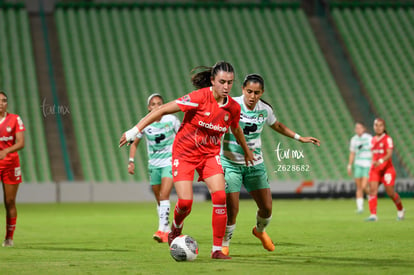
top-left (221, 246), bottom-right (229, 256)
top-left (153, 230), bottom-right (165, 243)
top-left (161, 231), bottom-right (169, 243)
top-left (211, 250), bottom-right (232, 260)
top-left (252, 226), bottom-right (275, 251)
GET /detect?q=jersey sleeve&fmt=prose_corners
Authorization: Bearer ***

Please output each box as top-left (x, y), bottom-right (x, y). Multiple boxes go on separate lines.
top-left (16, 116), bottom-right (25, 132)
top-left (266, 107), bottom-right (277, 126)
top-left (230, 103), bottom-right (241, 129)
top-left (349, 136), bottom-right (356, 152)
top-left (175, 90), bottom-right (202, 112)
top-left (173, 116), bottom-right (181, 133)
top-left (386, 136), bottom-right (394, 150)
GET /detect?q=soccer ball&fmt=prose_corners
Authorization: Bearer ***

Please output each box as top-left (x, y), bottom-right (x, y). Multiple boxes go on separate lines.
top-left (170, 235), bottom-right (199, 262)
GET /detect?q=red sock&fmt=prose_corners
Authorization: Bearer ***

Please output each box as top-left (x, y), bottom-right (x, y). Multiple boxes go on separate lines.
top-left (173, 199), bottom-right (192, 227)
top-left (368, 195), bottom-right (377, 215)
top-left (392, 193), bottom-right (403, 211)
top-left (5, 217), bottom-right (17, 240)
top-left (211, 190), bottom-right (227, 247)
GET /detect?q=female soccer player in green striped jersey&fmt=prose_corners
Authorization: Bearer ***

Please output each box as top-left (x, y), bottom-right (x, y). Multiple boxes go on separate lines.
top-left (221, 74), bottom-right (320, 256)
top-left (128, 94), bottom-right (180, 243)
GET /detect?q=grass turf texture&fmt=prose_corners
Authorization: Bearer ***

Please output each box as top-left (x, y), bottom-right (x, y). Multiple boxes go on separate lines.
top-left (0, 199), bottom-right (413, 274)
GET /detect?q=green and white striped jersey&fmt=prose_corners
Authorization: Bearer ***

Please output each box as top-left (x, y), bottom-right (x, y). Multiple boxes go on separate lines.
top-left (222, 95), bottom-right (277, 165)
top-left (349, 133), bottom-right (372, 168)
top-left (137, 114), bottom-right (180, 169)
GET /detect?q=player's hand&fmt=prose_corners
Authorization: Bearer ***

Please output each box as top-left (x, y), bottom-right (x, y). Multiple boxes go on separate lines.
top-left (300, 136), bottom-right (320, 146)
top-left (128, 162), bottom-right (135, 175)
top-left (119, 133), bottom-right (128, 148)
top-left (0, 150), bottom-right (7, 160)
top-left (347, 165), bottom-right (352, 176)
top-left (373, 160), bottom-right (380, 167)
top-left (119, 126), bottom-right (140, 148)
top-left (244, 148), bottom-right (255, 166)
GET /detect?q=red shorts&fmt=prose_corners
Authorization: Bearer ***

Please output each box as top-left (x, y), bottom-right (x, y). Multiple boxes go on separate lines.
top-left (172, 155), bottom-right (223, 182)
top-left (369, 165), bottom-right (396, 186)
top-left (0, 165), bottom-right (22, 185)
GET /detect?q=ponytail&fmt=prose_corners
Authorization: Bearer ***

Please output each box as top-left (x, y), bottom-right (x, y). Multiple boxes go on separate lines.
top-left (191, 61), bottom-right (234, 89)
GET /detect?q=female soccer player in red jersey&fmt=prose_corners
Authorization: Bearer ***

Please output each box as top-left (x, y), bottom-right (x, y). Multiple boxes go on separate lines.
top-left (0, 91), bottom-right (25, 247)
top-left (365, 118), bottom-right (404, 221)
top-left (120, 61), bottom-right (254, 259)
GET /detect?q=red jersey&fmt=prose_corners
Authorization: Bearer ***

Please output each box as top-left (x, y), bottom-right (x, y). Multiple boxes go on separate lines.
top-left (371, 133), bottom-right (393, 167)
top-left (173, 87), bottom-right (241, 161)
top-left (0, 113), bottom-right (25, 168)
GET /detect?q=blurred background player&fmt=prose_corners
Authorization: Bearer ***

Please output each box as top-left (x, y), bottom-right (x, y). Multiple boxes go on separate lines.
top-left (347, 122), bottom-right (372, 213)
top-left (221, 74), bottom-right (320, 256)
top-left (0, 91), bottom-right (25, 247)
top-left (120, 61), bottom-right (254, 259)
top-left (128, 94), bottom-right (180, 243)
top-left (365, 118), bottom-right (404, 222)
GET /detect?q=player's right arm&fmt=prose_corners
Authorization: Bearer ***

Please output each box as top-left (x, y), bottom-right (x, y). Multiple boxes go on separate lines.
top-left (348, 152), bottom-right (355, 176)
top-left (127, 137), bottom-right (141, 175)
top-left (348, 137), bottom-right (355, 175)
top-left (0, 131), bottom-right (25, 160)
top-left (119, 101), bottom-right (181, 147)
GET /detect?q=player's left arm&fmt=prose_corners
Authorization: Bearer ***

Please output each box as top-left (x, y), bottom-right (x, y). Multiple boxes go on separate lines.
top-left (270, 121), bottom-right (320, 146)
top-left (0, 131), bottom-right (25, 160)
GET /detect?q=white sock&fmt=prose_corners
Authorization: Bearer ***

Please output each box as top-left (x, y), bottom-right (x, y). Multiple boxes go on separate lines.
top-left (256, 213), bottom-right (272, 233)
top-left (222, 224), bottom-right (236, 246)
top-left (159, 200), bottom-right (170, 232)
top-left (356, 198), bottom-right (364, 211)
top-left (212, 245), bottom-right (222, 252)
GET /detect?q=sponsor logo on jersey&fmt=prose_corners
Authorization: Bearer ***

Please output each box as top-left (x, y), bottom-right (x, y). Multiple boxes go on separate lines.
top-left (224, 113), bottom-right (229, 121)
top-left (240, 112), bottom-right (265, 124)
top-left (258, 114), bottom-right (264, 123)
top-left (198, 121), bottom-right (227, 132)
top-left (0, 136), bottom-right (13, 141)
top-left (181, 95), bottom-right (191, 102)
top-left (372, 149), bottom-right (384, 154)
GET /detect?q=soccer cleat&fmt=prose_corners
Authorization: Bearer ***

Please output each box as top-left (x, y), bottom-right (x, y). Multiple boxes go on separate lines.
top-left (153, 231), bottom-right (164, 243)
top-left (397, 209), bottom-right (405, 221)
top-left (168, 225), bottom-right (183, 246)
top-left (364, 215), bottom-right (378, 222)
top-left (221, 246), bottom-right (229, 256)
top-left (161, 231), bottom-right (169, 243)
top-left (211, 250), bottom-right (232, 260)
top-left (356, 209), bottom-right (364, 214)
top-left (153, 231), bottom-right (169, 243)
top-left (252, 226), bottom-right (275, 252)
top-left (2, 239), bottom-right (13, 247)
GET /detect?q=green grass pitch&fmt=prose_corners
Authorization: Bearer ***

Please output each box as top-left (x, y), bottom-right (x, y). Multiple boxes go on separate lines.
top-left (0, 199), bottom-right (413, 274)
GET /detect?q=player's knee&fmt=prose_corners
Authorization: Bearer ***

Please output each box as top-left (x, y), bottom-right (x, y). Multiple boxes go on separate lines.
top-left (4, 198), bottom-right (16, 210)
top-left (211, 190), bottom-right (226, 205)
top-left (177, 199), bottom-right (193, 213)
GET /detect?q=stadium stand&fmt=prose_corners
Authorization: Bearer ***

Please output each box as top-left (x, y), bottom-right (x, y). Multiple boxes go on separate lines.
top-left (0, 4), bottom-right (52, 182)
top-left (331, 4), bottom-right (414, 177)
top-left (55, 2), bottom-right (354, 181)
